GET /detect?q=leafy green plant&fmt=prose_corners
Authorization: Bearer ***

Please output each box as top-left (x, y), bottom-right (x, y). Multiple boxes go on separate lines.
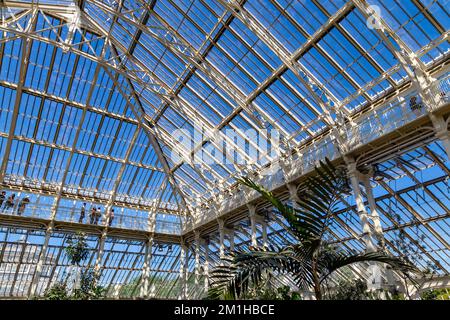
top-left (208, 159), bottom-right (420, 300)
top-left (72, 268), bottom-right (105, 300)
top-left (237, 271), bottom-right (301, 300)
top-left (43, 282), bottom-right (69, 300)
top-left (324, 278), bottom-right (372, 300)
top-left (421, 288), bottom-right (450, 300)
top-left (65, 232), bottom-right (90, 266)
top-left (119, 276), bottom-right (141, 298)
top-left (43, 270), bottom-right (105, 300)
top-left (42, 233), bottom-right (104, 300)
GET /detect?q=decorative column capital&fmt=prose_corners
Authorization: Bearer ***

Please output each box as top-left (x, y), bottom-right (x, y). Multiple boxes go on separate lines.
top-left (180, 237), bottom-right (188, 250)
top-left (193, 229), bottom-right (201, 241)
top-left (287, 183), bottom-right (299, 202)
top-left (247, 203), bottom-right (256, 216)
top-left (344, 156), bottom-right (358, 176)
top-left (217, 218), bottom-right (225, 230)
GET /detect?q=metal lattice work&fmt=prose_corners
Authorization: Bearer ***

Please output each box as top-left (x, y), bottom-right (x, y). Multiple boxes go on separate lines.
top-left (0, 0), bottom-right (449, 299)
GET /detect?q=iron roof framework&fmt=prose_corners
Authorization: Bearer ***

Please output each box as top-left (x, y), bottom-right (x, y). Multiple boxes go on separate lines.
top-left (0, 137), bottom-right (449, 298)
top-left (0, 0), bottom-right (448, 299)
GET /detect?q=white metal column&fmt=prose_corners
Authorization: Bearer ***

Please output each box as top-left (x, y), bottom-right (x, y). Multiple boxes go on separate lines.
top-left (178, 241), bottom-right (188, 299)
top-left (248, 204), bottom-right (258, 247)
top-left (361, 175), bottom-right (385, 248)
top-left (346, 159), bottom-right (376, 253)
top-left (431, 114), bottom-right (450, 160)
top-left (94, 231), bottom-right (107, 277)
top-left (287, 183), bottom-right (300, 205)
top-left (194, 230), bottom-right (201, 288)
top-left (353, 0), bottom-right (449, 161)
top-left (28, 223), bottom-right (52, 297)
top-left (203, 239), bottom-right (210, 293)
top-left (140, 236), bottom-right (153, 299)
top-left (261, 221), bottom-right (268, 247)
top-left (227, 228), bottom-right (235, 252)
top-left (217, 219), bottom-right (225, 257)
top-left (346, 158), bottom-right (383, 291)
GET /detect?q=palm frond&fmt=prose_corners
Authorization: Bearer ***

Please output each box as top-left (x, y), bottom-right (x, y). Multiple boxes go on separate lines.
top-left (208, 247), bottom-right (307, 300)
top-left (318, 250), bottom-right (421, 283)
top-left (238, 159), bottom-right (349, 243)
top-left (238, 176), bottom-right (321, 241)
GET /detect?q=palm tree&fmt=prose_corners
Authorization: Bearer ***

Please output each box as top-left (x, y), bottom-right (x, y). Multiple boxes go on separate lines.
top-left (208, 159), bottom-right (419, 300)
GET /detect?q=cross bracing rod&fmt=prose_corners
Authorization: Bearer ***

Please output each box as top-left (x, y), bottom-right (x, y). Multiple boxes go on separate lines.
top-left (4, 1), bottom-right (292, 192)
top-left (95, 59), bottom-right (217, 204)
top-left (134, 1), bottom-right (298, 135)
top-left (215, 0), bottom-right (353, 120)
top-left (0, 3), bottom-right (446, 208)
top-left (150, 0), bottom-right (241, 119)
top-left (21, 17), bottom-right (63, 182)
top-left (269, 0), bottom-right (374, 102)
top-left (103, 125), bottom-right (141, 212)
top-left (309, 0), bottom-right (397, 88)
top-left (204, 57), bottom-right (448, 211)
top-left (80, 12), bottom-right (261, 177)
top-left (0, 11), bottom-right (177, 110)
top-left (352, 0), bottom-right (438, 105)
top-left (86, 0), bottom-right (314, 159)
top-left (47, 4), bottom-right (118, 223)
top-left (0, 79), bottom-right (141, 125)
top-left (353, 0), bottom-right (450, 161)
top-left (0, 131), bottom-right (162, 172)
top-left (378, 179), bottom-right (450, 251)
top-left (80, 0), bottom-right (148, 221)
top-left (78, 13), bottom-right (258, 197)
top-left (92, 0), bottom-right (278, 130)
top-left (32, 3), bottom-right (191, 211)
top-left (212, 0), bottom-right (359, 158)
top-left (147, 3), bottom-right (310, 156)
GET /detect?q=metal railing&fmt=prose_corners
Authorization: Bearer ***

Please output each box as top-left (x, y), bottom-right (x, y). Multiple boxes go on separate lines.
top-left (347, 73), bottom-right (449, 149)
top-left (1, 176), bottom-right (177, 211)
top-left (155, 220), bottom-right (182, 235)
top-left (429, 73), bottom-right (450, 110)
top-left (186, 74), bottom-right (450, 232)
top-left (0, 202), bottom-right (182, 234)
top-left (0, 202), bottom-right (53, 220)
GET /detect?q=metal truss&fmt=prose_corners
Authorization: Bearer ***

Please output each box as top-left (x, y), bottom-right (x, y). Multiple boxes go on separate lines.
top-left (0, 0), bottom-right (449, 300)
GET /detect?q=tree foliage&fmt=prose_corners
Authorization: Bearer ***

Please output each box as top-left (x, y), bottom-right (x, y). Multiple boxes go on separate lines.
top-left (42, 232), bottom-right (104, 300)
top-left (208, 159), bottom-right (420, 300)
top-left (65, 232), bottom-right (90, 266)
top-left (43, 282), bottom-right (69, 300)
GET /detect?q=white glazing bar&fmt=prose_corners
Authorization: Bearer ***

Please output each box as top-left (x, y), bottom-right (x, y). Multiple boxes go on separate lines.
top-left (430, 114), bottom-right (450, 160)
top-left (287, 183), bottom-right (300, 207)
top-left (0, 8), bottom-right (36, 183)
top-left (94, 232), bottom-right (107, 277)
top-left (262, 221), bottom-right (268, 248)
top-left (228, 228), bottom-right (235, 252)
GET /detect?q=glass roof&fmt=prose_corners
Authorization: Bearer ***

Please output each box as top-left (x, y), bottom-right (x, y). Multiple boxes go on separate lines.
top-left (0, 0), bottom-right (448, 211)
top-left (0, 0), bottom-right (449, 299)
